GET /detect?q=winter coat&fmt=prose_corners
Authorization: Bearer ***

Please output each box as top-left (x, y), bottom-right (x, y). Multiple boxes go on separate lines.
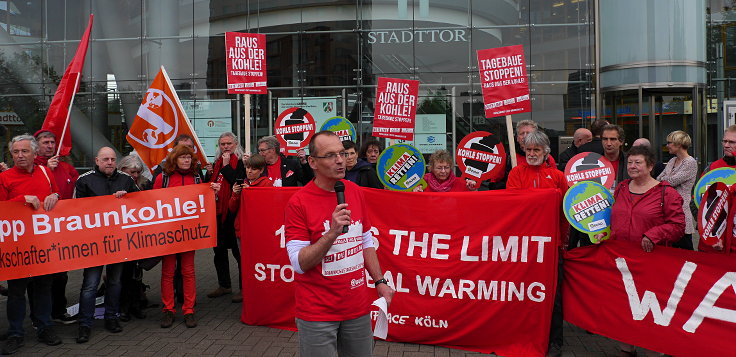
top-left (506, 161), bottom-right (567, 191)
top-left (345, 159), bottom-right (383, 189)
top-left (75, 166), bottom-right (140, 198)
top-left (610, 180), bottom-right (685, 245)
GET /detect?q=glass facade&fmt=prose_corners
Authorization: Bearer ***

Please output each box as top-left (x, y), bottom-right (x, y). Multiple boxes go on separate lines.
top-left (1, 0), bottom-right (732, 169)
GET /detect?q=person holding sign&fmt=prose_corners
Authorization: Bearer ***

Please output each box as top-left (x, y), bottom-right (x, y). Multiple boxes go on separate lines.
top-left (516, 120), bottom-right (556, 168)
top-left (507, 131), bottom-right (567, 191)
top-left (0, 134), bottom-right (62, 354)
top-left (284, 131), bottom-right (394, 357)
top-left (413, 150), bottom-right (477, 192)
top-left (657, 131), bottom-right (697, 250)
top-left (505, 130), bottom-right (566, 357)
top-left (594, 145), bottom-right (685, 356)
top-left (154, 144), bottom-right (219, 329)
top-left (74, 147), bottom-right (140, 344)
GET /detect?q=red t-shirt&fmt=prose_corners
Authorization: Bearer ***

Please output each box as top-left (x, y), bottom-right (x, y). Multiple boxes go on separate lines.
top-left (0, 165), bottom-right (59, 202)
top-left (284, 179), bottom-right (372, 321)
top-left (610, 158), bottom-right (620, 178)
top-left (267, 157), bottom-right (282, 186)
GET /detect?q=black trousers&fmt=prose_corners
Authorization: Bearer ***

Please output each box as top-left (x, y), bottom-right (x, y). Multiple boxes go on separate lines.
top-left (28, 271), bottom-right (68, 319)
top-left (213, 215), bottom-right (242, 289)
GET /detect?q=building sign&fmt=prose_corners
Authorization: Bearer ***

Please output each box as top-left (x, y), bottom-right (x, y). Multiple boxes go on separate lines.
top-left (367, 29), bottom-right (468, 44)
top-left (477, 45), bottom-right (531, 117)
top-left (0, 112), bottom-right (23, 126)
top-left (373, 77), bottom-right (419, 141)
top-left (225, 32), bottom-right (267, 94)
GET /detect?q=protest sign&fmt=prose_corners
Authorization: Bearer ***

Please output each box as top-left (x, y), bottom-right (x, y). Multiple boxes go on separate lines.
top-left (564, 240), bottom-right (736, 356)
top-left (240, 187), bottom-right (561, 356)
top-left (693, 167), bottom-right (736, 208)
top-left (225, 32), bottom-right (267, 94)
top-left (697, 182), bottom-right (729, 247)
top-left (563, 181), bottom-right (614, 243)
top-left (456, 131), bottom-right (506, 182)
top-left (376, 144), bottom-right (426, 191)
top-left (373, 77), bottom-right (419, 141)
top-left (477, 45), bottom-right (530, 117)
top-left (274, 107), bottom-right (316, 156)
top-left (564, 152), bottom-right (616, 188)
top-left (0, 185), bottom-right (217, 281)
top-left (320, 116), bottom-right (356, 142)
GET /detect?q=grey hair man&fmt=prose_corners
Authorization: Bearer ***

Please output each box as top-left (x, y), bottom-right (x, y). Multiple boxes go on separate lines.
top-left (0, 134), bottom-right (62, 354)
top-left (557, 128), bottom-right (593, 170)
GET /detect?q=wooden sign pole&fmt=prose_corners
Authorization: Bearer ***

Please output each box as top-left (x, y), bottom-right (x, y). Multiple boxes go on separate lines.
top-left (506, 114), bottom-right (517, 168)
top-left (244, 94), bottom-right (252, 153)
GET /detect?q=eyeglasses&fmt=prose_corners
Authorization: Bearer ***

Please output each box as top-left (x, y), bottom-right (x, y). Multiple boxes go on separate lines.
top-left (434, 166), bottom-right (452, 171)
top-left (312, 151), bottom-right (349, 160)
top-left (257, 147), bottom-right (274, 153)
top-left (722, 140), bottom-right (736, 146)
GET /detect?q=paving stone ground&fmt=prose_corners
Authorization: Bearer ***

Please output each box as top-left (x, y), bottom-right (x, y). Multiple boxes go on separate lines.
top-left (0, 249), bottom-right (619, 356)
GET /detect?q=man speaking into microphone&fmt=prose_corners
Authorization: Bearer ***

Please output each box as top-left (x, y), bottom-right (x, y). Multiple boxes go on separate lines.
top-left (285, 131), bottom-right (395, 357)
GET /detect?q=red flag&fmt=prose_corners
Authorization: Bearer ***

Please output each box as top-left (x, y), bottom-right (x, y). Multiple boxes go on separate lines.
top-left (126, 66), bottom-right (209, 173)
top-left (41, 14), bottom-right (93, 156)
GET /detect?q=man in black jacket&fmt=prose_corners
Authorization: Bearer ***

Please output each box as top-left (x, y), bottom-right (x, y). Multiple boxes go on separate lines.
top-left (557, 128), bottom-right (592, 171)
top-left (576, 119), bottom-right (608, 155)
top-left (257, 136), bottom-right (313, 187)
top-left (74, 147), bottom-right (139, 344)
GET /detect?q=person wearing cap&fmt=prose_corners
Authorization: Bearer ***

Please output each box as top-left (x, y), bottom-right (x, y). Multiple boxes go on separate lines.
top-left (31, 130), bottom-right (79, 325)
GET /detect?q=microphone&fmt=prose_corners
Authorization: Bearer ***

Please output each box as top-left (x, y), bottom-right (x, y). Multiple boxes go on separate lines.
top-left (334, 181), bottom-right (348, 233)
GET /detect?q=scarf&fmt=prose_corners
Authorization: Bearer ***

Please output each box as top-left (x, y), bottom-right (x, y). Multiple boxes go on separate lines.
top-left (211, 154), bottom-right (239, 221)
top-left (424, 171), bottom-right (457, 192)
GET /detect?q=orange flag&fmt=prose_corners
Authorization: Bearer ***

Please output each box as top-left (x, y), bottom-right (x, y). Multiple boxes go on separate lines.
top-left (126, 66), bottom-right (208, 172)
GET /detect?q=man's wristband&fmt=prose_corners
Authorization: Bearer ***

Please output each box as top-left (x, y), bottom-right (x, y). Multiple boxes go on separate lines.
top-left (374, 278), bottom-right (388, 286)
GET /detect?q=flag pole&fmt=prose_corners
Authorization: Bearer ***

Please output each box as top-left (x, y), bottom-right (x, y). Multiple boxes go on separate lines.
top-left (56, 72), bottom-right (81, 157)
top-left (160, 65), bottom-right (209, 165)
top-left (244, 94), bottom-right (251, 153)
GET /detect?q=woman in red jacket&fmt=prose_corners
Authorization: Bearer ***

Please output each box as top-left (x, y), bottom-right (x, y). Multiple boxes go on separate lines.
top-left (599, 145), bottom-right (686, 251)
top-left (153, 144), bottom-right (219, 329)
top-left (595, 145), bottom-right (685, 357)
top-left (414, 150), bottom-right (477, 192)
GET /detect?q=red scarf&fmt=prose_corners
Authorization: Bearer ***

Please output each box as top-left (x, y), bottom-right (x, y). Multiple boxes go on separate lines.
top-left (424, 172), bottom-right (457, 192)
top-left (211, 154), bottom-right (239, 221)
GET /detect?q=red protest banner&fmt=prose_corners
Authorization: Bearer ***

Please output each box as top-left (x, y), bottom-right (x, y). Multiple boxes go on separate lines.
top-left (564, 240), bottom-right (736, 356)
top-left (0, 184), bottom-right (217, 281)
top-left (373, 77), bottom-right (419, 141)
top-left (275, 107), bottom-right (316, 156)
top-left (240, 187), bottom-right (561, 356)
top-left (477, 45), bottom-right (531, 117)
top-left (225, 32), bottom-right (267, 94)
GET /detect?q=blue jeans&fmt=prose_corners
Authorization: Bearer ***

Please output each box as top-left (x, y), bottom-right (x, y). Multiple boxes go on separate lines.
top-left (7, 275), bottom-right (53, 337)
top-left (78, 263), bottom-right (123, 327)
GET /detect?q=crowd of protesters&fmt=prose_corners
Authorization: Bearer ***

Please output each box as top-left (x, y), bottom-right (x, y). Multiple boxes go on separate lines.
top-left (0, 118), bottom-right (730, 356)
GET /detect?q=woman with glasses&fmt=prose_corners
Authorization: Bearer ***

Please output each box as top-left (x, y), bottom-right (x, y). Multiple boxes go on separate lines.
top-left (657, 131), bottom-right (697, 250)
top-left (414, 150), bottom-right (477, 192)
